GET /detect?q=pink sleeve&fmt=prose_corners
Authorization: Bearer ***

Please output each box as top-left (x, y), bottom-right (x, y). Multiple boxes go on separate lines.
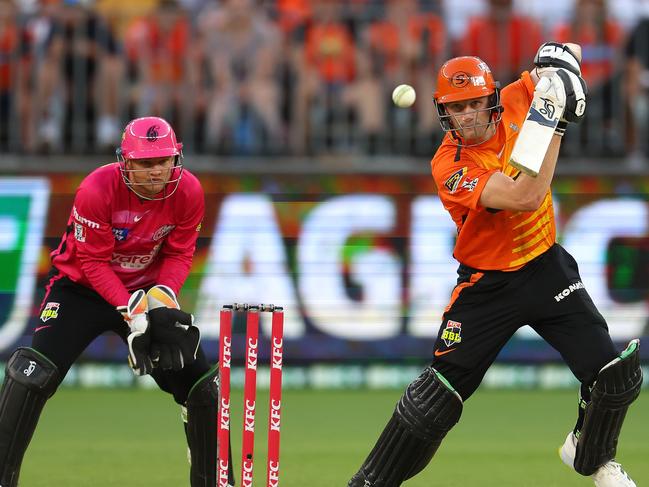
top-left (157, 176), bottom-right (205, 294)
top-left (74, 186), bottom-right (131, 307)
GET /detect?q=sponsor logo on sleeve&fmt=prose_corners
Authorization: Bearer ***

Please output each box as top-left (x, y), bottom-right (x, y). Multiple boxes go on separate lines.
top-left (74, 222), bottom-right (86, 242)
top-left (444, 167), bottom-right (467, 194)
top-left (40, 302), bottom-right (60, 322)
top-left (72, 206), bottom-right (100, 229)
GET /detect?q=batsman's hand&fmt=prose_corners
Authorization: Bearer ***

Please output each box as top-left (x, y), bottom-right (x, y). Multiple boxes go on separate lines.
top-left (534, 41), bottom-right (582, 76)
top-left (555, 68), bottom-right (587, 123)
top-left (146, 285), bottom-right (201, 371)
top-left (117, 289), bottom-right (154, 376)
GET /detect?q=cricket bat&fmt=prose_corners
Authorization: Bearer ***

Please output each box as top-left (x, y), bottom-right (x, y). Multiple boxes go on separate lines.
top-left (509, 43), bottom-right (582, 177)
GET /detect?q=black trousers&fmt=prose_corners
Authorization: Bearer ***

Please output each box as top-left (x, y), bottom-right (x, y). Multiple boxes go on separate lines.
top-left (33, 271), bottom-right (210, 405)
top-left (432, 244), bottom-right (618, 401)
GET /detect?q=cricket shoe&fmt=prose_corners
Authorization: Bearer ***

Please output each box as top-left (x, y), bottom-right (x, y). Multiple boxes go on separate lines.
top-left (559, 432), bottom-right (636, 487)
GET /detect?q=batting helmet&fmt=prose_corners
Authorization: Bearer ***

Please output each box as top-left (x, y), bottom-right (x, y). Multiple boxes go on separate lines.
top-left (433, 56), bottom-right (503, 143)
top-left (117, 117), bottom-right (184, 200)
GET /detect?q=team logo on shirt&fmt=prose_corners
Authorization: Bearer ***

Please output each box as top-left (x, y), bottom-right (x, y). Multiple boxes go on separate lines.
top-left (112, 227), bottom-right (129, 241)
top-left (441, 320), bottom-right (462, 347)
top-left (74, 222), bottom-right (86, 242)
top-left (444, 167), bottom-right (467, 194)
top-left (152, 224), bottom-right (175, 241)
top-left (40, 302), bottom-right (60, 322)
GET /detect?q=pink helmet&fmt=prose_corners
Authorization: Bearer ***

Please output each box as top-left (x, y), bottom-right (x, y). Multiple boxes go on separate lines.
top-left (120, 116), bottom-right (183, 159)
top-left (118, 116), bottom-right (184, 200)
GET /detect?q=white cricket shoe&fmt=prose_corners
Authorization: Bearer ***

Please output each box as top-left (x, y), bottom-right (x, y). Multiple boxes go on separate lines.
top-left (560, 432), bottom-right (636, 487)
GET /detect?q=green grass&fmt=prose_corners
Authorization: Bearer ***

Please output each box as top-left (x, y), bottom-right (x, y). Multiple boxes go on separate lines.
top-left (21, 388), bottom-right (649, 486)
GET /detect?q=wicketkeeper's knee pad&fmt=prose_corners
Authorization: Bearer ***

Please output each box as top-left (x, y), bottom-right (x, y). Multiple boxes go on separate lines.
top-left (348, 366), bottom-right (463, 487)
top-left (0, 347), bottom-right (60, 487)
top-left (184, 365), bottom-right (234, 487)
top-left (574, 339), bottom-right (643, 476)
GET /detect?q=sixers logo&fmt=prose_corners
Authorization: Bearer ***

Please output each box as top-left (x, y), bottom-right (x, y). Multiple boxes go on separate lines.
top-left (152, 224), bottom-right (175, 241)
top-left (146, 125), bottom-right (159, 142)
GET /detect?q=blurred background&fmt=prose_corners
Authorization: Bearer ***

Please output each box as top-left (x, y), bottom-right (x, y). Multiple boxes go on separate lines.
top-left (1, 0), bottom-right (649, 391)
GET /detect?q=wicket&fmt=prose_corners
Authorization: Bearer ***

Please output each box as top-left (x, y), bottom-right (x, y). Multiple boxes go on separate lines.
top-left (218, 304), bottom-right (284, 487)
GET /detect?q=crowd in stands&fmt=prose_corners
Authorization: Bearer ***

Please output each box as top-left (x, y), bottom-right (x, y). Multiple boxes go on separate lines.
top-left (1, 0), bottom-right (649, 164)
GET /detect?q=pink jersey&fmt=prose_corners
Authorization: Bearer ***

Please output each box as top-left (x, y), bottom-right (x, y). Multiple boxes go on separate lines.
top-left (51, 162), bottom-right (204, 307)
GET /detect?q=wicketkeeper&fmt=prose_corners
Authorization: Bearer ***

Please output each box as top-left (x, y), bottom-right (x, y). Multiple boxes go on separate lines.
top-left (348, 42), bottom-right (642, 487)
top-left (0, 116), bottom-right (234, 487)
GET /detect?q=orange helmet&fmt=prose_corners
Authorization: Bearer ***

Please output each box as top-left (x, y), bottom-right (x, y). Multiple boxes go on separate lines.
top-left (434, 56), bottom-right (498, 104)
top-left (433, 56), bottom-right (502, 144)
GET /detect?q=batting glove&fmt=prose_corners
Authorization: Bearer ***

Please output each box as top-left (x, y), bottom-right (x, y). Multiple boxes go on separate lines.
top-left (146, 285), bottom-right (201, 371)
top-left (117, 289), bottom-right (154, 376)
top-left (555, 69), bottom-right (587, 124)
top-left (534, 41), bottom-right (582, 76)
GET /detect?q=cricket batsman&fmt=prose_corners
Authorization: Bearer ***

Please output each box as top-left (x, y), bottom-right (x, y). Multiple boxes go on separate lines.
top-left (348, 42), bottom-right (642, 486)
top-left (0, 116), bottom-right (233, 487)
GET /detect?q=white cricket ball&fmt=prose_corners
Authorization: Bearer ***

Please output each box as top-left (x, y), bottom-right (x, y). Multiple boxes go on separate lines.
top-left (392, 84), bottom-right (416, 108)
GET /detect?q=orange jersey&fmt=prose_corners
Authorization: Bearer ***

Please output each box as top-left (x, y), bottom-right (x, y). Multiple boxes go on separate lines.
top-left (431, 71), bottom-right (556, 271)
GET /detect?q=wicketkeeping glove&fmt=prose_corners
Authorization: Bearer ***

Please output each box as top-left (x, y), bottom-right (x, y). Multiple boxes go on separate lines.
top-left (117, 289), bottom-right (154, 376)
top-left (146, 285), bottom-right (201, 371)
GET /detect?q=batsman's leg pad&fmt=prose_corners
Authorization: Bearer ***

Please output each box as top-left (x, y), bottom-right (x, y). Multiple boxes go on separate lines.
top-left (574, 339), bottom-right (643, 476)
top-left (349, 366), bottom-right (463, 487)
top-left (0, 348), bottom-right (60, 487)
top-left (185, 366), bottom-right (234, 487)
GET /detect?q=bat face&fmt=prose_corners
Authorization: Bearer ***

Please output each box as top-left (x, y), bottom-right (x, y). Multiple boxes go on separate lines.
top-left (509, 84), bottom-right (565, 177)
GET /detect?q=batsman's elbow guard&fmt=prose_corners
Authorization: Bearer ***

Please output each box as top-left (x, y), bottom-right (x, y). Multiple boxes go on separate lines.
top-left (534, 42), bottom-right (581, 76)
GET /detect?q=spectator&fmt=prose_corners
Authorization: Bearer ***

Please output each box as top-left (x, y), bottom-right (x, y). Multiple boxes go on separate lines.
top-left (624, 12), bottom-right (649, 167)
top-left (33, 0), bottom-right (122, 152)
top-left (0, 0), bottom-right (31, 151)
top-left (552, 0), bottom-right (623, 90)
top-left (95, 0), bottom-right (158, 38)
top-left (124, 0), bottom-right (199, 144)
top-left (275, 0), bottom-right (310, 38)
top-left (196, 0), bottom-right (283, 154)
top-left (291, 0), bottom-right (356, 153)
top-left (459, 0), bottom-right (543, 84)
top-left (552, 0), bottom-right (626, 156)
top-left (347, 0), bottom-right (447, 153)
